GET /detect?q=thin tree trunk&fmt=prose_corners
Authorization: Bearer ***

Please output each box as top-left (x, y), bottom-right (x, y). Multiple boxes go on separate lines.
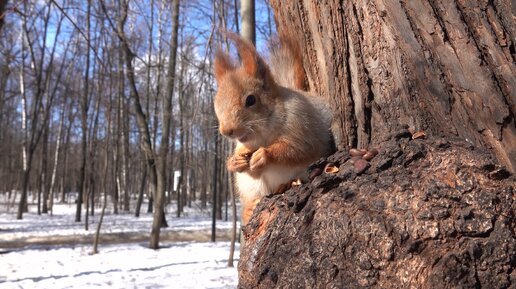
top-left (228, 0), bottom-right (241, 267)
top-left (200, 140), bottom-right (208, 209)
top-left (48, 95), bottom-right (66, 215)
top-left (60, 103), bottom-right (73, 204)
top-left (240, 0), bottom-right (255, 45)
top-left (121, 88), bottom-right (130, 212)
top-left (227, 170), bottom-right (237, 267)
top-left (135, 160), bottom-right (147, 217)
top-left (16, 10), bottom-right (28, 219)
top-left (139, 0), bottom-right (155, 216)
top-left (37, 147), bottom-right (43, 215)
top-left (113, 12), bottom-right (125, 215)
top-left (149, 0), bottom-right (179, 249)
top-left (92, 92), bottom-right (113, 254)
top-left (85, 83), bottom-right (101, 230)
top-left (176, 174), bottom-right (182, 218)
top-left (211, 131), bottom-right (219, 242)
top-left (41, 124), bottom-right (49, 214)
top-left (112, 114), bottom-right (119, 214)
top-left (92, 163), bottom-right (108, 254)
top-left (76, 0), bottom-right (92, 223)
top-left (177, 50), bottom-right (186, 218)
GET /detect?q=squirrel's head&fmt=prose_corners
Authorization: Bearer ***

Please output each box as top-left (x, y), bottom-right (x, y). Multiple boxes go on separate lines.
top-left (213, 32), bottom-right (279, 148)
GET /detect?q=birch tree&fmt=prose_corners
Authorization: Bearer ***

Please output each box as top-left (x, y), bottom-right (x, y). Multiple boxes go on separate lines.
top-left (17, 1), bottom-right (64, 219)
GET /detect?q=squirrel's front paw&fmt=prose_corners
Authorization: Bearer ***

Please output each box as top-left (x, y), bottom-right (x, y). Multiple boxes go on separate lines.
top-left (227, 155), bottom-right (250, 172)
top-left (249, 147), bottom-right (268, 173)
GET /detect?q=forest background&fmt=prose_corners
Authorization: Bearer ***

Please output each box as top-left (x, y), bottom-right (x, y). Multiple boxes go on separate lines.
top-left (0, 0), bottom-right (273, 247)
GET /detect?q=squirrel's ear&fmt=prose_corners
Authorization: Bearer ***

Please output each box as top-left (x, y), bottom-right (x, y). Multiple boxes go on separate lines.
top-left (226, 32), bottom-right (270, 81)
top-left (214, 51), bottom-right (234, 82)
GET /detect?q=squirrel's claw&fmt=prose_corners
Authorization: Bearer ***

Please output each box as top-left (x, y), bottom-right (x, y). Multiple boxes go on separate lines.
top-left (227, 155), bottom-right (249, 172)
top-left (249, 147), bottom-right (268, 173)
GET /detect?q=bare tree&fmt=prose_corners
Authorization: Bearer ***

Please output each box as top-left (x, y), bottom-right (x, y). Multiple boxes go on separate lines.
top-left (92, 86), bottom-right (114, 254)
top-left (48, 92), bottom-right (67, 215)
top-left (17, 1), bottom-right (63, 219)
top-left (150, 0), bottom-right (180, 249)
top-left (76, 0), bottom-right (92, 223)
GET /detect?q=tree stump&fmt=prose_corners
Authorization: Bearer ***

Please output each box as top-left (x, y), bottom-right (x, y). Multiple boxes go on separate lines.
top-left (238, 131), bottom-right (515, 288)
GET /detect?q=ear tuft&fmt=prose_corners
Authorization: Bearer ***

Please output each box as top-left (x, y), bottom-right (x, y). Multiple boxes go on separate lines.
top-left (214, 51), bottom-right (235, 83)
top-left (225, 32), bottom-right (270, 81)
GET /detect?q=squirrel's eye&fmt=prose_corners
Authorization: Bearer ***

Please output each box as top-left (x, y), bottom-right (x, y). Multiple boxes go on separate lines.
top-left (245, 95), bottom-right (256, 107)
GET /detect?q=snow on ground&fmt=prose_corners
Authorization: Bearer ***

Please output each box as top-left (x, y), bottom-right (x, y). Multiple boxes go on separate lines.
top-left (0, 242), bottom-right (239, 289)
top-left (0, 200), bottom-right (240, 289)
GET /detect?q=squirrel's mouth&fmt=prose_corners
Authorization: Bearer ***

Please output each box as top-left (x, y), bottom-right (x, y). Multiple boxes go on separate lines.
top-left (237, 132), bottom-right (251, 143)
top-left (238, 134), bottom-right (249, 143)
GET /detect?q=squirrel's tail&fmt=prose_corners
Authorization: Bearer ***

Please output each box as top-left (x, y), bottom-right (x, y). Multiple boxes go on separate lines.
top-left (268, 34), bottom-right (307, 91)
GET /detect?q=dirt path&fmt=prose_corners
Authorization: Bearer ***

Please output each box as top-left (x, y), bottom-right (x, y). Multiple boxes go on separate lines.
top-left (0, 228), bottom-right (233, 251)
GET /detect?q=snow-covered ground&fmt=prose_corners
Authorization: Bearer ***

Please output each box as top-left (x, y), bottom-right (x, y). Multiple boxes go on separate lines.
top-left (0, 242), bottom-right (239, 289)
top-left (0, 200), bottom-right (240, 289)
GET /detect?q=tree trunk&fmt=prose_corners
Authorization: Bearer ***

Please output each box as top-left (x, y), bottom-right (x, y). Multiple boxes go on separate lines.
top-left (135, 160), bottom-right (147, 217)
top-left (150, 0), bottom-right (179, 249)
top-left (92, 89), bottom-right (113, 254)
top-left (201, 145), bottom-right (208, 209)
top-left (16, 7), bottom-right (28, 219)
top-left (41, 124), bottom-right (49, 214)
top-left (48, 95), bottom-right (66, 215)
top-left (238, 0), bottom-right (516, 288)
top-left (121, 99), bottom-right (130, 212)
top-left (227, 170), bottom-right (237, 267)
top-left (76, 0), bottom-right (92, 223)
top-left (0, 1), bottom-right (7, 32)
top-left (240, 0), bottom-right (255, 44)
top-left (211, 131), bottom-right (219, 242)
top-left (86, 83), bottom-right (102, 229)
top-left (270, 0), bottom-right (515, 171)
top-left (60, 99), bottom-right (74, 204)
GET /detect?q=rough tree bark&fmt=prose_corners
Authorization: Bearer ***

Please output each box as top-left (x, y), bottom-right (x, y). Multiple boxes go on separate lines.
top-left (238, 0), bottom-right (516, 288)
top-left (239, 133), bottom-right (515, 288)
top-left (271, 0), bottom-right (515, 171)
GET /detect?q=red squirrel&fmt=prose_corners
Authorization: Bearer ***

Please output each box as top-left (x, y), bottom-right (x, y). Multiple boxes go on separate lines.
top-left (213, 32), bottom-right (334, 224)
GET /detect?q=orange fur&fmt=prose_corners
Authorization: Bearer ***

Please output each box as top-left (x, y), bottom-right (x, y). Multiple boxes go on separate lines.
top-left (214, 51), bottom-right (234, 82)
top-left (225, 32), bottom-right (263, 79)
top-left (269, 34), bottom-right (307, 91)
top-left (270, 34), bottom-right (307, 91)
top-left (241, 198), bottom-right (260, 225)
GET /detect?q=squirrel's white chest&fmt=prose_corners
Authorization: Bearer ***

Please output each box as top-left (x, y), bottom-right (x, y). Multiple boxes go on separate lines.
top-left (235, 165), bottom-right (307, 202)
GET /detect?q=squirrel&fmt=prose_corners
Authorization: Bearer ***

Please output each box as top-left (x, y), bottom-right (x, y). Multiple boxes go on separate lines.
top-left (213, 32), bottom-right (334, 225)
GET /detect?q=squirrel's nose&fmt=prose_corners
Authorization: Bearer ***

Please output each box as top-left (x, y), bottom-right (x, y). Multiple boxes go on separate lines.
top-left (220, 126), bottom-right (234, 138)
